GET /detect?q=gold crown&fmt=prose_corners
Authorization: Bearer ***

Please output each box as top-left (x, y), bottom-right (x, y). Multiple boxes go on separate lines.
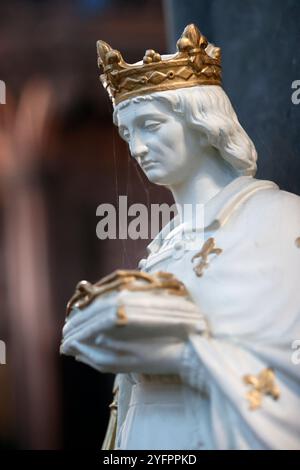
top-left (96, 24), bottom-right (221, 105)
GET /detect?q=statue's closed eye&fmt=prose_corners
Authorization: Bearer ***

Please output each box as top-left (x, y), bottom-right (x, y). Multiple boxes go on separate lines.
top-left (119, 128), bottom-right (130, 142)
top-left (143, 120), bottom-right (162, 131)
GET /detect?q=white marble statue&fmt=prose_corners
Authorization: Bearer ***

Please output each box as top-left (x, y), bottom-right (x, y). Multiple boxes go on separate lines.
top-left (60, 24), bottom-right (300, 450)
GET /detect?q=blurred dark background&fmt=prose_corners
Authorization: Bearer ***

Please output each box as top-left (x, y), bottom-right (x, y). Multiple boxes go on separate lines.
top-left (0, 0), bottom-right (299, 450)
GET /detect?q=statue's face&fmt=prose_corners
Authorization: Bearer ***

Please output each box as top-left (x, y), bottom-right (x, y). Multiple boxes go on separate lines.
top-left (117, 98), bottom-right (205, 186)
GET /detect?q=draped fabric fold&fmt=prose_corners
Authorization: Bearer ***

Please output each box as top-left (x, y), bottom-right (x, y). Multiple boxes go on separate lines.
top-left (114, 176), bottom-right (300, 449)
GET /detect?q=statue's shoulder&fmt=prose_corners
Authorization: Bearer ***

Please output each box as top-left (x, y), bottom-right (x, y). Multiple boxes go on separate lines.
top-left (239, 179), bottom-right (300, 234)
top-left (276, 187), bottom-right (300, 208)
top-left (246, 181), bottom-right (300, 212)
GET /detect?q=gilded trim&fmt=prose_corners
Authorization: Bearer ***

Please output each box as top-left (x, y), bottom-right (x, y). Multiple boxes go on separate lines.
top-left (101, 386), bottom-right (119, 450)
top-left (243, 368), bottom-right (280, 410)
top-left (66, 270), bottom-right (188, 316)
top-left (191, 237), bottom-right (222, 277)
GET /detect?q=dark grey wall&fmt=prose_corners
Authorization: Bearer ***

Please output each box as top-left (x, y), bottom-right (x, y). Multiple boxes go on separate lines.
top-left (164, 0), bottom-right (300, 194)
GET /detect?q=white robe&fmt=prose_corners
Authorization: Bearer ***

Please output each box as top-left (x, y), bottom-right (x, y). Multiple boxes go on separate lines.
top-left (113, 176), bottom-right (300, 450)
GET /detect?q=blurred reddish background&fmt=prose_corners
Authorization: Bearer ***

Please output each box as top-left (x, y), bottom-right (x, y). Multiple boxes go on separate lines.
top-left (1, 0), bottom-right (299, 451)
top-left (0, 0), bottom-right (173, 449)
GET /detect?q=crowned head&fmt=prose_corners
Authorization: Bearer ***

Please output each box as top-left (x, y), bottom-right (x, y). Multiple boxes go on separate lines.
top-left (96, 24), bottom-right (257, 185)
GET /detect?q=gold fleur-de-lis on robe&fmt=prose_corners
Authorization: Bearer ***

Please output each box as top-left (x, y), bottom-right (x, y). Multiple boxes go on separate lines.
top-left (243, 368), bottom-right (280, 410)
top-left (191, 237), bottom-right (222, 277)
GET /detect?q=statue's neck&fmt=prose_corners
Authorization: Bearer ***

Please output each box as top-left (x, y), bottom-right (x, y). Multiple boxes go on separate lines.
top-left (169, 148), bottom-right (237, 225)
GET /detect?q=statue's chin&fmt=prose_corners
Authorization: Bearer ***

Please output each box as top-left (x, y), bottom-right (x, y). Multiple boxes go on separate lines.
top-left (144, 170), bottom-right (169, 186)
top-left (145, 170), bottom-right (182, 187)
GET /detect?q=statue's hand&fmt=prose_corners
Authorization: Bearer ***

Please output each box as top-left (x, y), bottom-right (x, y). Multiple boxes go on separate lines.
top-left (62, 333), bottom-right (186, 375)
top-left (60, 289), bottom-right (207, 374)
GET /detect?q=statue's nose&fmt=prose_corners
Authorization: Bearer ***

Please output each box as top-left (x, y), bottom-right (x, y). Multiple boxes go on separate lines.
top-left (130, 137), bottom-right (148, 160)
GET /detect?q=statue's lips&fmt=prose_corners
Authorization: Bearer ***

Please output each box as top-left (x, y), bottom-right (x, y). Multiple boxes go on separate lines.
top-left (142, 161), bottom-right (158, 170)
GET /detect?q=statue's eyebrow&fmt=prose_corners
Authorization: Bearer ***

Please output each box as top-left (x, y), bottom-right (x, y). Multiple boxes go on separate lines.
top-left (134, 112), bottom-right (167, 125)
top-left (118, 112), bottom-right (166, 137)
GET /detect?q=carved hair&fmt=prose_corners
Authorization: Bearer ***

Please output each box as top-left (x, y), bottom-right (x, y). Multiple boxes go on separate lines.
top-left (113, 85), bottom-right (257, 176)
